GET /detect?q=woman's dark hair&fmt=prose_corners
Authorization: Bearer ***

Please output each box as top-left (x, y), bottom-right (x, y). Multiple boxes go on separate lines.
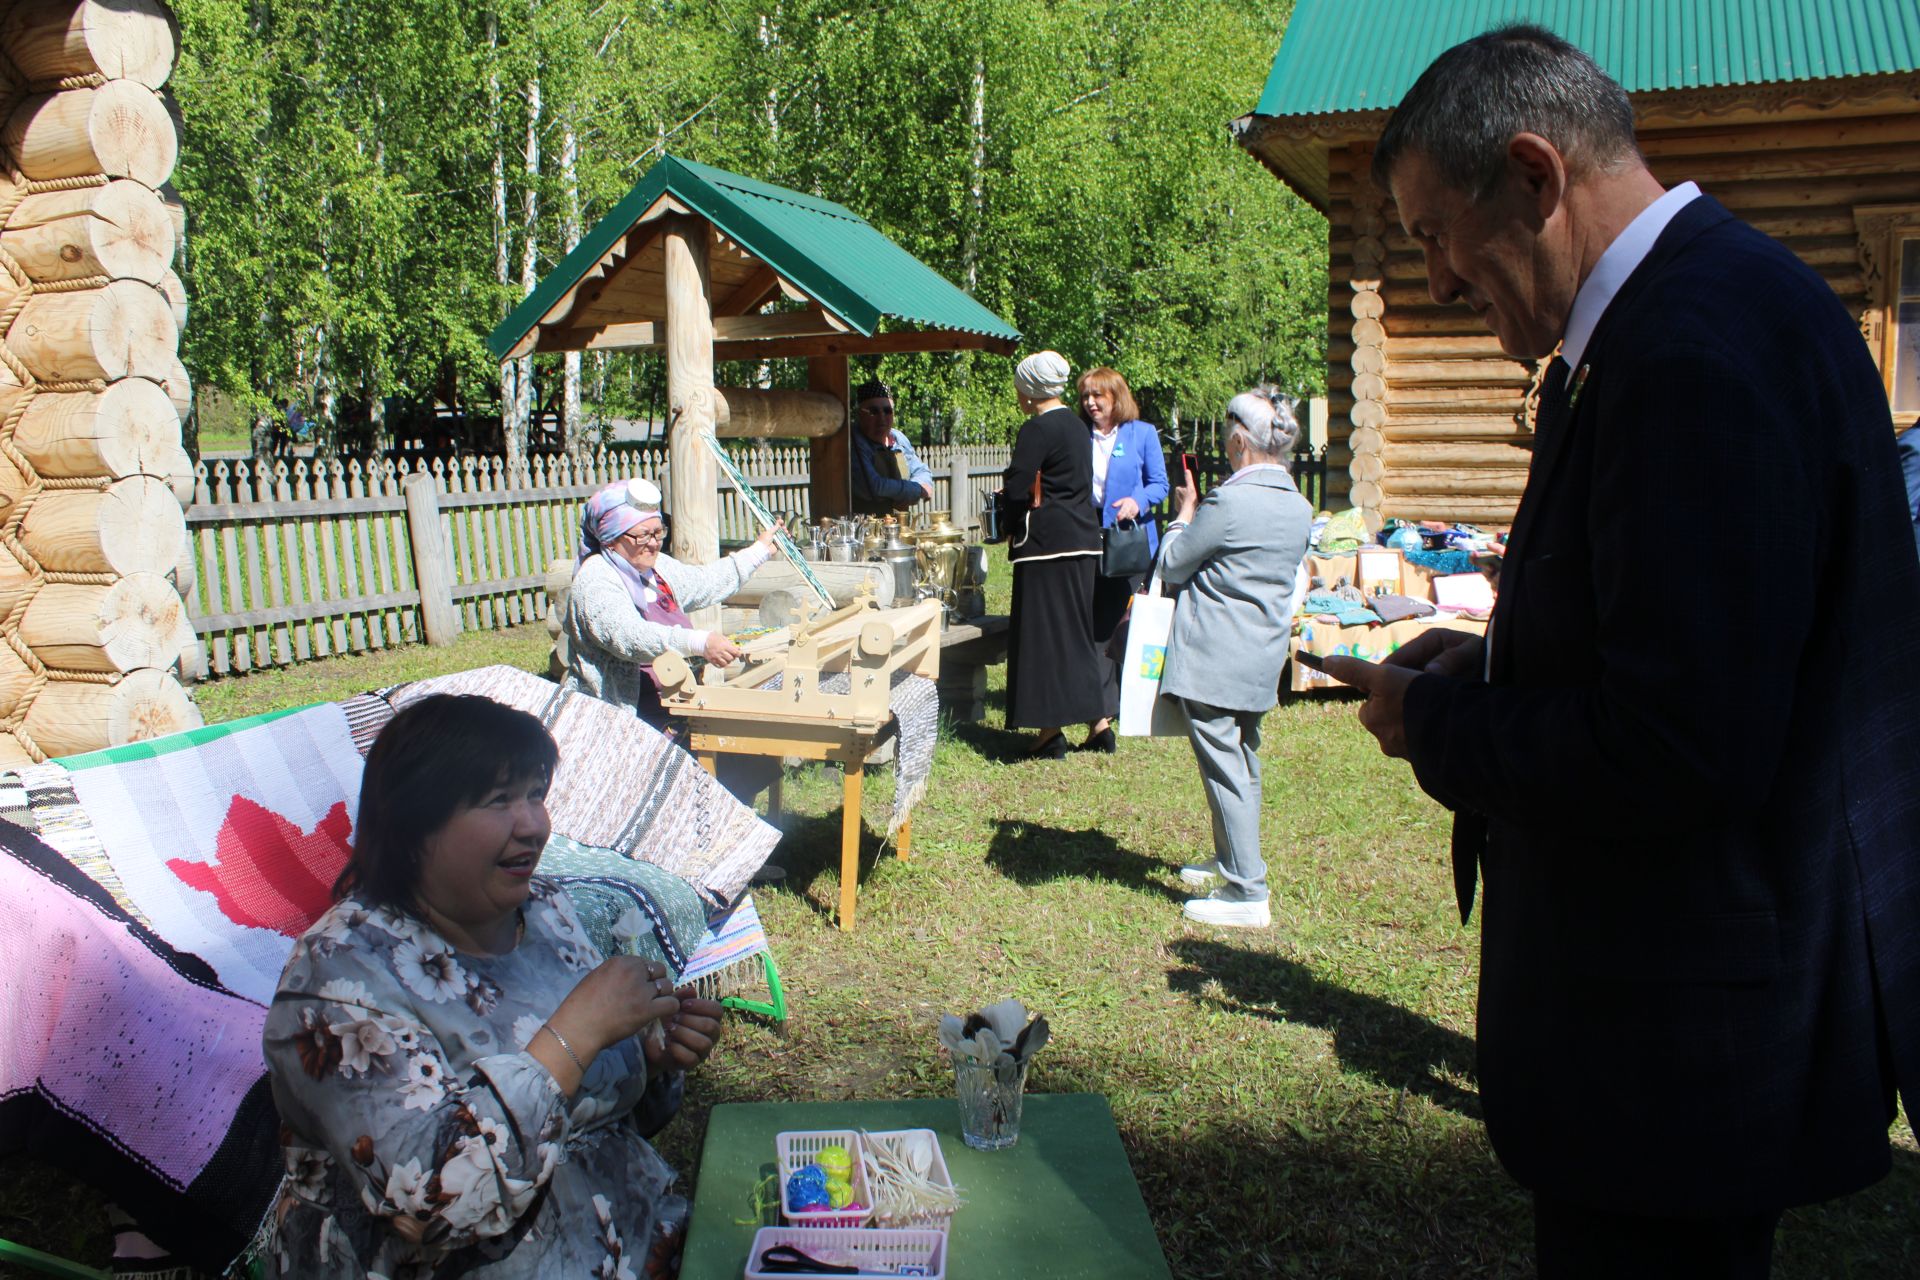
top-left (335, 695), bottom-right (559, 913)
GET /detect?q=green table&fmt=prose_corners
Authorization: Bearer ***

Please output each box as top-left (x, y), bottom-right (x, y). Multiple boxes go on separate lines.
top-left (682, 1094), bottom-right (1173, 1279)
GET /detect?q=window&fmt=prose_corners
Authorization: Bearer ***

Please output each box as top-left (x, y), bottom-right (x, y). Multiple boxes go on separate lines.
top-left (1894, 238), bottom-right (1920, 415)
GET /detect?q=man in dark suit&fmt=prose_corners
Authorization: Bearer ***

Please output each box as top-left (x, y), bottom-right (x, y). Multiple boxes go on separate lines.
top-left (1324, 25), bottom-right (1920, 1279)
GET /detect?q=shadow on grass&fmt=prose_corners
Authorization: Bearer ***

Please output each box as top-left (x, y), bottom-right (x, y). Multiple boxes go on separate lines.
top-left (1168, 937), bottom-right (1481, 1118)
top-left (985, 819), bottom-right (1186, 903)
top-left (761, 802), bottom-right (905, 928)
top-left (945, 715), bottom-right (1040, 763)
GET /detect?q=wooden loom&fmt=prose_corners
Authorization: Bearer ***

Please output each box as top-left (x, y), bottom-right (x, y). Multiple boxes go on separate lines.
top-left (652, 595), bottom-right (941, 932)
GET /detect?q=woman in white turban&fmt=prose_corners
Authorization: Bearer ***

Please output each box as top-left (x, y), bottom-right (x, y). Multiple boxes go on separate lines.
top-left (1001, 351), bottom-right (1105, 757)
top-left (563, 478), bottom-right (782, 728)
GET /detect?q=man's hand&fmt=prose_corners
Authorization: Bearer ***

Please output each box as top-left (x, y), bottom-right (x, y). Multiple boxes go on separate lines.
top-left (1110, 496), bottom-right (1141, 522)
top-left (1383, 628), bottom-right (1485, 679)
top-left (919, 481), bottom-right (934, 499)
top-left (1321, 655), bottom-right (1421, 758)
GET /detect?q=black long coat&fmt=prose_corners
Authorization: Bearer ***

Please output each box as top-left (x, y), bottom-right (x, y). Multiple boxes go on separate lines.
top-left (1402, 194), bottom-right (1920, 1216)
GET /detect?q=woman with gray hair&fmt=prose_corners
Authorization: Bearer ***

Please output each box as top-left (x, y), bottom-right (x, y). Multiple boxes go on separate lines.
top-left (1158, 387), bottom-right (1313, 927)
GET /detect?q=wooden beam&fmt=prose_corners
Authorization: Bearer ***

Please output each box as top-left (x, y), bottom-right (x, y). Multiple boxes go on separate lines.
top-left (808, 355), bottom-right (851, 519)
top-left (715, 263), bottom-right (783, 316)
top-left (710, 310), bottom-right (850, 342)
top-left (715, 329), bottom-right (1018, 362)
top-left (529, 309), bottom-right (853, 355)
top-left (663, 215), bottom-right (721, 629)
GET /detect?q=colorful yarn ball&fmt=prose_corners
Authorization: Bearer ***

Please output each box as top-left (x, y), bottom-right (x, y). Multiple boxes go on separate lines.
top-left (786, 1165), bottom-right (830, 1209)
top-left (815, 1144), bottom-right (854, 1179)
top-left (825, 1177), bottom-right (854, 1209)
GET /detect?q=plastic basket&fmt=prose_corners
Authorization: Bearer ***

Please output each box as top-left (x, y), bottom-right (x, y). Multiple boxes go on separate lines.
top-left (861, 1129), bottom-right (959, 1231)
top-left (744, 1226), bottom-right (947, 1280)
top-left (775, 1129), bottom-right (872, 1228)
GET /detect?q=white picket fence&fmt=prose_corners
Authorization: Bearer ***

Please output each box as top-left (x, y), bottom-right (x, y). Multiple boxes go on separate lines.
top-left (185, 444), bottom-right (1010, 677)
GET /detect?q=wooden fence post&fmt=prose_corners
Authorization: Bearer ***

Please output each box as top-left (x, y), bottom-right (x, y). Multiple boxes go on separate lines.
top-left (403, 471), bottom-right (459, 645)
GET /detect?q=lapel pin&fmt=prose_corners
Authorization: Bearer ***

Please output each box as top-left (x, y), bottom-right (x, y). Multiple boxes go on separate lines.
top-left (1567, 363), bottom-right (1591, 411)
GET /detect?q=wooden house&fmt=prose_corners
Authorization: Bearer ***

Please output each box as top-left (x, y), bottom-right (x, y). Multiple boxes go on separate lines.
top-left (1234, 0), bottom-right (1920, 531)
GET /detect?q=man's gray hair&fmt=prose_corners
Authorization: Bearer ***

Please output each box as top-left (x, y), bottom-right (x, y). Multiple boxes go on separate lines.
top-left (1225, 386), bottom-right (1299, 457)
top-left (1371, 23), bottom-right (1639, 201)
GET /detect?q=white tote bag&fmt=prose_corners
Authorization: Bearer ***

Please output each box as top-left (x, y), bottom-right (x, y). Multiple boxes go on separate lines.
top-left (1117, 573), bottom-right (1190, 737)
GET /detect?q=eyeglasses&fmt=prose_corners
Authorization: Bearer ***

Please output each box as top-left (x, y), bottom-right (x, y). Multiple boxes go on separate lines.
top-left (858, 404), bottom-right (895, 417)
top-left (622, 524), bottom-right (668, 547)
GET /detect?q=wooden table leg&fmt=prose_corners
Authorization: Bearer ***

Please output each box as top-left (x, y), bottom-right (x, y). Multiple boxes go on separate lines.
top-left (767, 773), bottom-right (784, 821)
top-left (838, 761), bottom-right (863, 932)
top-left (697, 751), bottom-right (718, 777)
top-left (896, 816), bottom-right (912, 861)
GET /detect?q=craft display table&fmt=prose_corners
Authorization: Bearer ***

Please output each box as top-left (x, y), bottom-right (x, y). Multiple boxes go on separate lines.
top-left (681, 1095), bottom-right (1174, 1280)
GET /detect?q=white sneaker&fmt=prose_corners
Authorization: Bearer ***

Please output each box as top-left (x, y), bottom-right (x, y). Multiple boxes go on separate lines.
top-left (1178, 860), bottom-right (1221, 886)
top-left (1182, 894), bottom-right (1270, 928)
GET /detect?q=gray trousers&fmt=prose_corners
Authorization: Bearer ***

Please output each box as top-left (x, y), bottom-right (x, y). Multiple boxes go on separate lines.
top-left (1180, 698), bottom-right (1267, 903)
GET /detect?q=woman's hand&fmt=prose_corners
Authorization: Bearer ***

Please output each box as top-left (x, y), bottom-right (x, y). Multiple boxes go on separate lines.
top-left (753, 518), bottom-right (786, 551)
top-left (1172, 473), bottom-right (1198, 523)
top-left (703, 632), bottom-right (742, 666)
top-left (1110, 496), bottom-right (1140, 523)
top-left (546, 957), bottom-right (681, 1066)
top-left (643, 993), bottom-right (724, 1073)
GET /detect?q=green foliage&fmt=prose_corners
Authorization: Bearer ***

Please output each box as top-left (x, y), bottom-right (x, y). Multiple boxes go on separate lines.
top-left (168, 0), bottom-right (1327, 445)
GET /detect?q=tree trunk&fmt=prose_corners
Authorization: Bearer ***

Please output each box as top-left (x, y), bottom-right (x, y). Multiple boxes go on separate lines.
top-left (507, 67), bottom-right (542, 467)
top-left (488, 9), bottom-right (517, 438)
top-left (559, 113), bottom-right (581, 455)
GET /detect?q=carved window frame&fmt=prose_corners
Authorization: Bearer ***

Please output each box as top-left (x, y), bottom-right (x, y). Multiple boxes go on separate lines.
top-left (1854, 203), bottom-right (1920, 429)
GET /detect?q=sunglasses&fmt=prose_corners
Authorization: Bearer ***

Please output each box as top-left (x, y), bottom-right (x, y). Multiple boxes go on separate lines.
top-left (858, 403), bottom-right (895, 417)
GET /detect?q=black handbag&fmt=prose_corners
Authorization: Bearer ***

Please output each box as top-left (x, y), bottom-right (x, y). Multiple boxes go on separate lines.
top-left (1101, 518), bottom-right (1151, 578)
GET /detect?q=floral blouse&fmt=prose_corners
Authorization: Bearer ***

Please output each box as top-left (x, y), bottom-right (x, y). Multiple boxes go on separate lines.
top-left (262, 878), bottom-right (684, 1279)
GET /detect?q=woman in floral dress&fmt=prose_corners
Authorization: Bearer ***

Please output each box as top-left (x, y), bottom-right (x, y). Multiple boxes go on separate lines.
top-left (262, 694), bottom-right (722, 1279)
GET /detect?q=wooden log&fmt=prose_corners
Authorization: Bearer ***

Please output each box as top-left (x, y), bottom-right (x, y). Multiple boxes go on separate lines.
top-left (727, 558), bottom-right (893, 610)
top-left (158, 266), bottom-right (186, 331)
top-left (2, 179), bottom-right (174, 284)
top-left (0, 549), bottom-right (33, 618)
top-left (13, 376), bottom-right (180, 478)
top-left (3, 81), bottom-right (178, 186)
top-left (23, 666), bottom-right (194, 756)
top-left (1383, 440), bottom-right (1535, 468)
top-left (1349, 452), bottom-right (1385, 483)
top-left (663, 217), bottom-right (719, 629)
top-left (1385, 417), bottom-right (1534, 441)
top-left (1350, 479), bottom-right (1383, 509)
top-left (158, 353), bottom-right (189, 418)
top-left (0, 644), bottom-right (32, 721)
top-left (1382, 468), bottom-right (1530, 496)
top-left (712, 386), bottom-right (844, 439)
top-left (21, 571), bottom-right (193, 673)
top-left (20, 474), bottom-right (184, 575)
top-left (0, 0), bottom-right (179, 89)
top-left (0, 733), bottom-right (36, 767)
top-left (1380, 496), bottom-right (1519, 525)
top-left (7, 279), bottom-right (177, 382)
top-left (161, 442), bottom-right (192, 503)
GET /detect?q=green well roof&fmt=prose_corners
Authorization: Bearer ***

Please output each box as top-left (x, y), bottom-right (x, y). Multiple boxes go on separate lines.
top-left (1252, 0), bottom-right (1920, 120)
top-left (488, 155), bottom-right (1018, 362)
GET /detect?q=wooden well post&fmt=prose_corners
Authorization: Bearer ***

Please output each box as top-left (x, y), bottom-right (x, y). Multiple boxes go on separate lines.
top-left (661, 214), bottom-right (721, 630)
top-left (0, 0), bottom-right (198, 763)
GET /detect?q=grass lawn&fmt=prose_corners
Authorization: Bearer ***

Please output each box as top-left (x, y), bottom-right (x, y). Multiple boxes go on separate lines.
top-left (2, 590), bottom-right (1915, 1276)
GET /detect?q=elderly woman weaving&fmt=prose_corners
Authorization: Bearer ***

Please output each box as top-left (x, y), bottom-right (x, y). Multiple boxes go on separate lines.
top-left (1160, 387), bottom-right (1313, 929)
top-left (565, 477), bottom-right (782, 729)
top-left (262, 694), bottom-right (724, 1278)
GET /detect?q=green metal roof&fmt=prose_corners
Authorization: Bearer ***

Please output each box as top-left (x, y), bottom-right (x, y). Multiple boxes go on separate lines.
top-left (1253, 0), bottom-right (1920, 119)
top-left (488, 155), bottom-right (1018, 361)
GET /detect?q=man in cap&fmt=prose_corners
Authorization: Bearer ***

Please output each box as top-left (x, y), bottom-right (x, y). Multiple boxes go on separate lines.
top-left (1323, 23), bottom-right (1920, 1278)
top-left (849, 380), bottom-right (935, 515)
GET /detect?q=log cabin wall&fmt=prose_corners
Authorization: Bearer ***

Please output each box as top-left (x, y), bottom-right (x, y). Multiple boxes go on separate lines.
top-left (1311, 84), bottom-right (1920, 534)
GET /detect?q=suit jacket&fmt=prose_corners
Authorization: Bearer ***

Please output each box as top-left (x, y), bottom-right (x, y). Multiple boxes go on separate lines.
top-left (1092, 419), bottom-right (1170, 557)
top-left (1157, 466), bottom-right (1311, 713)
top-left (1402, 195), bottom-right (1920, 1216)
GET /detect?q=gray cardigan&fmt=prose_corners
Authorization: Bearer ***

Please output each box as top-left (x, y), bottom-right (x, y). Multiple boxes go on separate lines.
top-left (1157, 465), bottom-right (1312, 713)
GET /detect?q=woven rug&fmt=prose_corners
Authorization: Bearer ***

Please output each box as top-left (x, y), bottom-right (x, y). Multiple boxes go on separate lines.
top-left (756, 670), bottom-right (938, 835)
top-left (396, 665), bottom-right (781, 906)
top-left (0, 818), bottom-right (279, 1272)
top-left (679, 894), bottom-right (772, 994)
top-left (541, 832), bottom-right (710, 979)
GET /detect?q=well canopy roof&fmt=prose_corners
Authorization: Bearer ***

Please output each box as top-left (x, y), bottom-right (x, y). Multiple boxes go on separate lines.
top-left (1251, 0), bottom-right (1920, 120)
top-left (488, 155), bottom-right (1019, 363)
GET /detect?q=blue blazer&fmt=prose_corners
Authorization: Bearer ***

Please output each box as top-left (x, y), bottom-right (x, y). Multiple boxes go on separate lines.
top-left (1090, 419), bottom-right (1169, 556)
top-left (1402, 195), bottom-right (1920, 1215)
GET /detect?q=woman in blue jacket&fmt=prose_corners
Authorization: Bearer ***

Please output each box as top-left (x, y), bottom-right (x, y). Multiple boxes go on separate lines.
top-left (1079, 366), bottom-right (1170, 753)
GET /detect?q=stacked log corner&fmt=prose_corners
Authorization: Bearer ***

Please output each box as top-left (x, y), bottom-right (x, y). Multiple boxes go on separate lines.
top-left (0, 0), bottom-right (198, 764)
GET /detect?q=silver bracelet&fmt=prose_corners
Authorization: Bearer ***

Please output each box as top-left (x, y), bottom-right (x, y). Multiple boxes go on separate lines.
top-left (541, 1023), bottom-right (586, 1073)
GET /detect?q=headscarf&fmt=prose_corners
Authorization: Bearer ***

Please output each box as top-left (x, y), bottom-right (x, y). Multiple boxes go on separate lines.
top-left (577, 478), bottom-right (665, 609)
top-left (1014, 351), bottom-right (1070, 401)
